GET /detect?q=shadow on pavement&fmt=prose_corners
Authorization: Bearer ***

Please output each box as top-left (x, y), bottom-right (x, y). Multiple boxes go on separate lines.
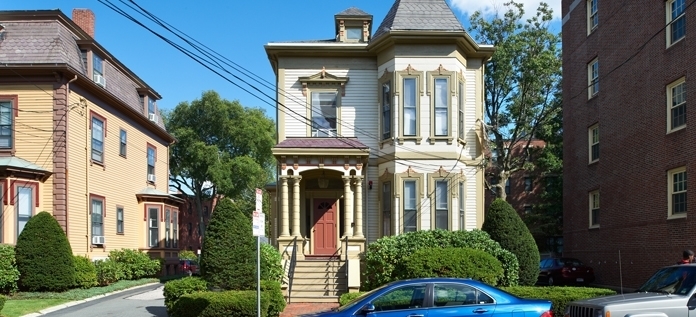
top-left (146, 306), bottom-right (168, 317)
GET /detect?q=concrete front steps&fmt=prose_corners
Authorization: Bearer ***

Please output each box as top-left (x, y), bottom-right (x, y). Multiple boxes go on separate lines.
top-left (286, 257), bottom-right (347, 303)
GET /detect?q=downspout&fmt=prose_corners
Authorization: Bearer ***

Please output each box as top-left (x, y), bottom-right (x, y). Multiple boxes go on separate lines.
top-left (85, 83), bottom-right (90, 254)
top-left (65, 75), bottom-right (77, 241)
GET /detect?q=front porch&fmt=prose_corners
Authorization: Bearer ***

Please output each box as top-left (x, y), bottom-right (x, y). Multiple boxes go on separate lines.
top-left (272, 137), bottom-right (370, 295)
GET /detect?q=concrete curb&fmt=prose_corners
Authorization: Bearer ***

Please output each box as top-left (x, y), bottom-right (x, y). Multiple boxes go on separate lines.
top-left (19, 282), bottom-right (161, 317)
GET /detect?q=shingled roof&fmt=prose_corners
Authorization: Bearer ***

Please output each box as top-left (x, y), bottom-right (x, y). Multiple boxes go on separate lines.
top-left (335, 7), bottom-right (371, 17)
top-left (373, 0), bottom-right (465, 40)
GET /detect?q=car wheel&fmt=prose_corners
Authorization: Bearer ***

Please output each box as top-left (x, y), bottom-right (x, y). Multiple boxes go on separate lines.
top-left (548, 277), bottom-right (554, 286)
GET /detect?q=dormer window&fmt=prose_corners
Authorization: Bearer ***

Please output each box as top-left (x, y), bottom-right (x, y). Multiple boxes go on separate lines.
top-left (93, 53), bottom-right (105, 87)
top-left (346, 27), bottom-right (362, 40)
top-left (334, 7), bottom-right (373, 43)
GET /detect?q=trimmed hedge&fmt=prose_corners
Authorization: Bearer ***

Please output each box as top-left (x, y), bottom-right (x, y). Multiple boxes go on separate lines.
top-left (74, 255), bottom-right (98, 289)
top-left (170, 290), bottom-right (270, 317)
top-left (339, 292), bottom-right (363, 306)
top-left (402, 247), bottom-right (504, 285)
top-left (95, 259), bottom-right (124, 286)
top-left (483, 199), bottom-right (540, 286)
top-left (108, 249), bottom-right (161, 280)
top-left (261, 280), bottom-right (285, 317)
top-left (15, 212), bottom-right (75, 292)
top-left (260, 243), bottom-right (283, 283)
top-left (362, 229), bottom-right (519, 290)
top-left (179, 250), bottom-right (198, 261)
top-left (0, 244), bottom-right (20, 294)
top-left (164, 276), bottom-right (209, 313)
top-left (503, 286), bottom-right (617, 317)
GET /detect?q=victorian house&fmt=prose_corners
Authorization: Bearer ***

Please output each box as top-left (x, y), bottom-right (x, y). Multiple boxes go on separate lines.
top-left (264, 0), bottom-right (494, 301)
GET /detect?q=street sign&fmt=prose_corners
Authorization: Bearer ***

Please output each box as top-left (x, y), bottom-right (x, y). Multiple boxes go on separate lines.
top-left (252, 211), bottom-right (265, 237)
top-left (255, 188), bottom-right (263, 213)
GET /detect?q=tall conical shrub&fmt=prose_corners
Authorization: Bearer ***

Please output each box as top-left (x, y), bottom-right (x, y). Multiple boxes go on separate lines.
top-left (15, 211), bottom-right (75, 291)
top-left (200, 199), bottom-right (256, 290)
top-left (482, 198), bottom-right (540, 286)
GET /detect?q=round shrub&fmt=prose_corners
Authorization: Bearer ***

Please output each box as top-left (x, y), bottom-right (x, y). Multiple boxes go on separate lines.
top-left (200, 199), bottom-right (256, 291)
top-left (0, 244), bottom-right (20, 294)
top-left (74, 255), bottom-right (98, 289)
top-left (179, 250), bottom-right (198, 261)
top-left (260, 243), bottom-right (283, 283)
top-left (483, 199), bottom-right (540, 286)
top-left (170, 290), bottom-right (270, 317)
top-left (164, 276), bottom-right (208, 313)
top-left (261, 280), bottom-right (285, 317)
top-left (362, 229), bottom-right (519, 290)
top-left (95, 259), bottom-right (123, 286)
top-left (402, 247), bottom-right (504, 285)
top-left (15, 211), bottom-right (75, 292)
top-left (108, 248), bottom-right (161, 280)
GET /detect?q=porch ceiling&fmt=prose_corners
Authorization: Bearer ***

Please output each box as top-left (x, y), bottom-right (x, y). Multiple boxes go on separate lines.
top-left (273, 137), bottom-right (370, 157)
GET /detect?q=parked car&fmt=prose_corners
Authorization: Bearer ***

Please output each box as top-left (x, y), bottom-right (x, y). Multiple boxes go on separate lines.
top-left (565, 264), bottom-right (696, 317)
top-left (180, 259), bottom-right (199, 276)
top-left (302, 277), bottom-right (553, 317)
top-left (538, 257), bottom-right (595, 286)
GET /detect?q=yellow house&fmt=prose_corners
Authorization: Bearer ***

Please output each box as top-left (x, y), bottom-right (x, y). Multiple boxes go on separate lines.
top-left (0, 9), bottom-right (182, 270)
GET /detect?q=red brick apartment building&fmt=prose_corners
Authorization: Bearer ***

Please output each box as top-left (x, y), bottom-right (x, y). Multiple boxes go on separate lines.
top-left (562, 0), bottom-right (694, 288)
top-left (176, 195), bottom-right (218, 253)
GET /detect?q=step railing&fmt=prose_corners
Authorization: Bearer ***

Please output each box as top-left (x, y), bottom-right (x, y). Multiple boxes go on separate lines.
top-left (287, 237), bottom-right (298, 303)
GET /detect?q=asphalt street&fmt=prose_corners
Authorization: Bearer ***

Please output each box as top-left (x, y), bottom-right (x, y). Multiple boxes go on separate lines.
top-left (40, 283), bottom-right (167, 317)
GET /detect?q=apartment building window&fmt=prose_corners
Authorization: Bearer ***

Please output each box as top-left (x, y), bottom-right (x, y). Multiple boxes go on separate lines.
top-left (310, 91), bottom-right (338, 137)
top-left (667, 0), bottom-right (686, 46)
top-left (668, 78), bottom-right (686, 131)
top-left (90, 196), bottom-right (104, 243)
top-left (669, 167), bottom-right (687, 215)
top-left (589, 190), bottom-right (599, 227)
top-left (116, 207), bottom-right (124, 234)
top-left (434, 180), bottom-right (449, 230)
top-left (588, 59), bottom-right (599, 98)
top-left (119, 129), bottom-right (127, 157)
top-left (91, 113), bottom-right (105, 164)
top-left (587, 0), bottom-right (598, 33)
top-left (505, 179), bottom-right (511, 196)
top-left (382, 81), bottom-right (392, 140)
top-left (403, 78), bottom-right (418, 137)
top-left (148, 207), bottom-right (159, 247)
top-left (382, 182), bottom-right (392, 236)
top-left (173, 211), bottom-right (178, 248)
top-left (589, 124), bottom-right (599, 163)
top-left (433, 78), bottom-right (449, 136)
top-left (0, 97), bottom-right (16, 150)
top-left (459, 182), bottom-right (465, 230)
top-left (458, 80), bottom-right (465, 140)
top-left (165, 209), bottom-right (171, 248)
top-left (16, 185), bottom-right (35, 239)
top-left (147, 145), bottom-right (156, 181)
top-left (524, 176), bottom-right (532, 192)
top-left (403, 180), bottom-right (418, 233)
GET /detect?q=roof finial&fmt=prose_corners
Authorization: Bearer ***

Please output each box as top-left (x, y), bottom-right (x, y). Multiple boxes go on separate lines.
top-left (321, 66), bottom-right (326, 78)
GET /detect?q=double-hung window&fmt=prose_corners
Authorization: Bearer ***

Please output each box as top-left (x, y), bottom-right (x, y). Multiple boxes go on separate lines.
top-left (0, 99), bottom-right (14, 150)
top-left (588, 59), bottom-right (599, 98)
top-left (16, 185), bottom-right (34, 239)
top-left (382, 82), bottom-right (391, 140)
top-left (165, 209), bottom-right (171, 248)
top-left (91, 197), bottom-right (104, 242)
top-left (433, 78), bottom-right (449, 136)
top-left (148, 97), bottom-right (156, 116)
top-left (668, 0), bottom-right (686, 46)
top-left (403, 180), bottom-right (417, 232)
top-left (589, 190), bottom-right (600, 226)
top-left (459, 182), bottom-right (465, 230)
top-left (91, 115), bottom-right (104, 163)
top-left (668, 79), bottom-right (686, 131)
top-left (310, 91), bottom-right (338, 137)
top-left (116, 207), bottom-right (124, 234)
top-left (589, 124), bottom-right (599, 163)
top-left (119, 129), bottom-right (127, 157)
top-left (458, 81), bottom-right (465, 140)
top-left (587, 0), bottom-right (598, 33)
top-left (403, 78), bottom-right (418, 137)
top-left (147, 146), bottom-right (156, 179)
top-left (382, 182), bottom-right (392, 236)
top-left (93, 53), bottom-right (104, 85)
top-left (148, 207), bottom-right (159, 247)
top-left (173, 211), bottom-right (178, 248)
top-left (434, 180), bottom-right (449, 230)
top-left (669, 167), bottom-right (687, 216)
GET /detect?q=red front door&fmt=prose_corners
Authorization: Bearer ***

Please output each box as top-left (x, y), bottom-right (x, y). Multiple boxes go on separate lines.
top-left (313, 199), bottom-right (337, 255)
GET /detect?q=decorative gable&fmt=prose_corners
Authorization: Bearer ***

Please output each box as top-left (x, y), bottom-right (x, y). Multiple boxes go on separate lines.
top-left (298, 67), bottom-right (349, 97)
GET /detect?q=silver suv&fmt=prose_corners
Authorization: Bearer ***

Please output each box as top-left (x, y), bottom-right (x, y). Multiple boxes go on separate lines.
top-left (565, 264), bottom-right (696, 317)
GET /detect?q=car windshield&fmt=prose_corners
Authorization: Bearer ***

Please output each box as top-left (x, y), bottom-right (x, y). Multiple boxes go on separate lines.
top-left (637, 266), bottom-right (696, 295)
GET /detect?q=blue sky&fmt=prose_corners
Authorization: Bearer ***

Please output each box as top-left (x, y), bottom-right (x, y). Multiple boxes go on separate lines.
top-left (5, 0), bottom-right (561, 120)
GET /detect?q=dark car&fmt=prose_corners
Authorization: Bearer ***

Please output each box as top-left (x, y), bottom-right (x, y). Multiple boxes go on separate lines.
top-left (301, 277), bottom-right (553, 317)
top-left (538, 257), bottom-right (595, 286)
top-left (180, 259), bottom-right (199, 276)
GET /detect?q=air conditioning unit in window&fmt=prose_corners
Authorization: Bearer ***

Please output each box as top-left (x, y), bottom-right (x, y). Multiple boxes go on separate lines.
top-left (147, 174), bottom-right (156, 183)
top-left (92, 236), bottom-right (105, 245)
top-left (148, 113), bottom-right (159, 124)
top-left (93, 74), bottom-right (106, 87)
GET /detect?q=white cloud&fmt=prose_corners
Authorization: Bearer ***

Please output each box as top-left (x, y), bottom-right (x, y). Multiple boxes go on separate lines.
top-left (449, 0), bottom-right (562, 21)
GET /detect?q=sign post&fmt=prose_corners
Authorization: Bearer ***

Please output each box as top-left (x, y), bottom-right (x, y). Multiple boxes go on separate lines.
top-left (252, 188), bottom-right (264, 317)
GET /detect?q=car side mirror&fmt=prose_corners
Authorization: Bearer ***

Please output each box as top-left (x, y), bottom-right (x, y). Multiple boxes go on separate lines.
top-left (362, 304), bottom-right (375, 313)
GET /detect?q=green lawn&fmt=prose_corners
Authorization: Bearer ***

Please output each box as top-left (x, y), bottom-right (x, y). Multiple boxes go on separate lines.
top-left (2, 299), bottom-right (70, 317)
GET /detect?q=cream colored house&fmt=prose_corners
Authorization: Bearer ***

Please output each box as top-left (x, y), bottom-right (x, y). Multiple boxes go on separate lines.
top-left (264, 0), bottom-right (494, 302)
top-left (0, 9), bottom-right (182, 271)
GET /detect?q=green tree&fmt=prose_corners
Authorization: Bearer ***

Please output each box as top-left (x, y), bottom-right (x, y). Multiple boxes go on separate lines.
top-left (483, 199), bottom-right (540, 286)
top-left (469, 1), bottom-right (562, 201)
top-left (166, 90), bottom-right (276, 238)
top-left (15, 212), bottom-right (75, 292)
top-left (200, 198), bottom-right (256, 290)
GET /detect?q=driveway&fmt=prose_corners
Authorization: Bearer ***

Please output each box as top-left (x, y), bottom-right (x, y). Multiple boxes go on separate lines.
top-left (40, 283), bottom-right (167, 317)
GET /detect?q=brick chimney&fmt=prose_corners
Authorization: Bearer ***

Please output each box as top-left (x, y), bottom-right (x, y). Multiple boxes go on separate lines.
top-left (72, 9), bottom-right (95, 38)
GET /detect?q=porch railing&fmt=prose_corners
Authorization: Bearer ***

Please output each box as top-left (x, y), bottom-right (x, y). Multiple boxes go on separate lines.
top-left (286, 237), bottom-right (298, 303)
top-left (344, 235), bottom-right (349, 280)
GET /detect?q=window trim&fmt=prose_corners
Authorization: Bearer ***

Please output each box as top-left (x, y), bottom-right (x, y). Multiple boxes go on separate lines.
top-left (307, 88), bottom-right (341, 137)
top-left (428, 168), bottom-right (459, 231)
top-left (589, 190), bottom-right (600, 228)
top-left (147, 143), bottom-right (156, 183)
top-left (378, 69), bottom-right (394, 147)
top-left (667, 77), bottom-right (686, 133)
top-left (668, 167), bottom-right (687, 219)
top-left (587, 0), bottom-right (598, 34)
top-left (396, 65), bottom-right (424, 145)
top-left (378, 169), bottom-right (395, 237)
top-left (119, 128), bottom-right (127, 157)
top-left (427, 66), bottom-right (457, 144)
top-left (457, 73), bottom-right (466, 145)
top-left (144, 204), bottom-right (161, 248)
top-left (666, 0), bottom-right (686, 47)
top-left (90, 194), bottom-right (106, 244)
top-left (116, 205), bottom-right (124, 235)
top-left (0, 95), bottom-right (18, 156)
top-left (588, 124), bottom-right (599, 164)
top-left (90, 110), bottom-right (107, 166)
top-left (588, 58), bottom-right (599, 98)
top-left (395, 167), bottom-right (425, 233)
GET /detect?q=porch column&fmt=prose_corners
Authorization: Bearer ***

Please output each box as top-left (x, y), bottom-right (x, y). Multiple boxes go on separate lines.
top-left (342, 176), bottom-right (354, 237)
top-left (280, 176), bottom-right (290, 237)
top-left (292, 175), bottom-right (302, 237)
top-left (354, 176), bottom-right (364, 238)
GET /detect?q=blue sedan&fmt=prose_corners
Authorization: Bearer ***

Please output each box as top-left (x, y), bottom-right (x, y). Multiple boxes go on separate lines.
top-left (303, 277), bottom-right (552, 317)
